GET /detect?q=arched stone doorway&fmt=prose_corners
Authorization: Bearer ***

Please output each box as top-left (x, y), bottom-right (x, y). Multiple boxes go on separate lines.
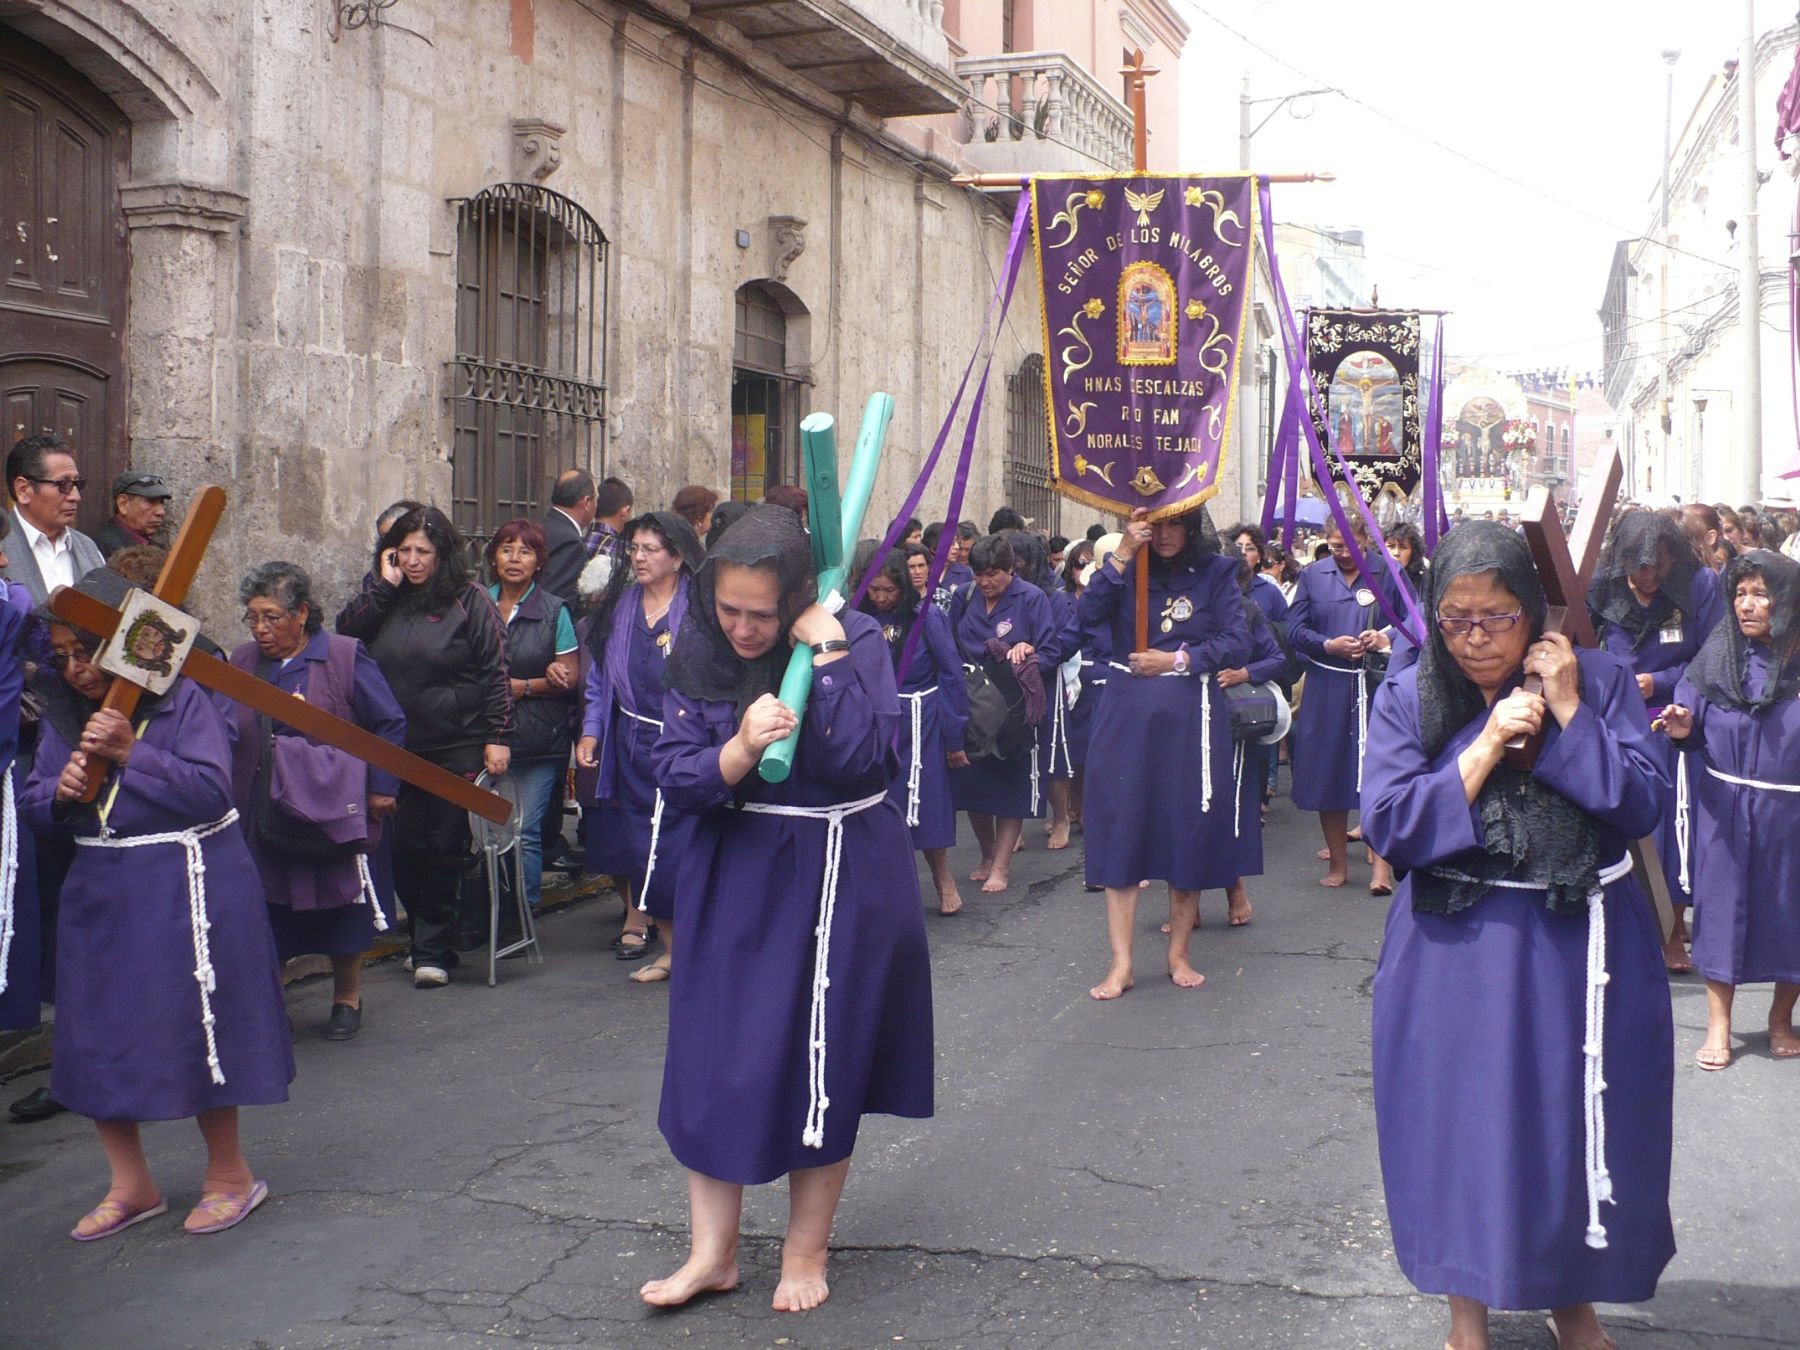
top-left (1, 25), bottom-right (131, 532)
top-left (730, 281), bottom-right (810, 501)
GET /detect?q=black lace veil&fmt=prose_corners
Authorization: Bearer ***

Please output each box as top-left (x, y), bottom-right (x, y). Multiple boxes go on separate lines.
top-left (1588, 509), bottom-right (1701, 642)
top-left (1685, 548), bottom-right (1800, 712)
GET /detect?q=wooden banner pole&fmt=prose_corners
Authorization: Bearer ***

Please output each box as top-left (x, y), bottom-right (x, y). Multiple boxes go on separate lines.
top-left (1124, 48), bottom-right (1155, 652)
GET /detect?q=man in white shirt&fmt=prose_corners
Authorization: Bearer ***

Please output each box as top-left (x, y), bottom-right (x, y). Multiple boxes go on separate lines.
top-left (4, 433), bottom-right (107, 605)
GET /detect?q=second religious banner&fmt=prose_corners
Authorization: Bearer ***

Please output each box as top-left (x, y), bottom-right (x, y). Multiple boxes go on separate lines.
top-left (1029, 173), bottom-right (1258, 520)
top-left (1304, 308), bottom-right (1424, 501)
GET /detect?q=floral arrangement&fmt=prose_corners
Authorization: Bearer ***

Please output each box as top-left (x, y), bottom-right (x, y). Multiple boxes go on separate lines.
top-left (1500, 419), bottom-right (1538, 454)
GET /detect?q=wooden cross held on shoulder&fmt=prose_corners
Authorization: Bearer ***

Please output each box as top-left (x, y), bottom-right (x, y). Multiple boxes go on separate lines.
top-left (48, 485), bottom-right (512, 825)
top-left (1511, 447), bottom-right (1676, 940)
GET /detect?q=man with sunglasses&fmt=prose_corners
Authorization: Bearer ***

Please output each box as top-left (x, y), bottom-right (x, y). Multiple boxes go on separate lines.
top-left (3, 434), bottom-right (105, 607)
top-left (94, 470), bottom-right (173, 560)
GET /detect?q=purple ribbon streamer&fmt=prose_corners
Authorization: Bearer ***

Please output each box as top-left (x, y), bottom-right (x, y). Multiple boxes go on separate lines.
top-left (1260, 376), bottom-right (1303, 546)
top-left (1422, 315), bottom-right (1448, 551)
top-left (855, 190), bottom-right (1032, 686)
top-left (1258, 183), bottom-right (1426, 647)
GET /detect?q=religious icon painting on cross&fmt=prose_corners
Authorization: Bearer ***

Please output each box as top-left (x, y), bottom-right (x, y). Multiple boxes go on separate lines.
top-left (94, 589), bottom-right (199, 697)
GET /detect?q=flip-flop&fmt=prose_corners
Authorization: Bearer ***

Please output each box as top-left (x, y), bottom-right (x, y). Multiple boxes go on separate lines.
top-left (629, 961), bottom-right (671, 984)
top-left (1695, 1045), bottom-right (1732, 1072)
top-left (185, 1179), bottom-right (269, 1235)
top-left (70, 1197), bottom-right (168, 1242)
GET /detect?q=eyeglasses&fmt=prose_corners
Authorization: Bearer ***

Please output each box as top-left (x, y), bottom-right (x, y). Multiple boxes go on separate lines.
top-left (48, 648), bottom-right (93, 670)
top-left (1436, 612), bottom-right (1523, 637)
top-left (241, 609), bottom-right (293, 630)
top-left (26, 476), bottom-right (86, 494)
top-left (626, 543), bottom-right (668, 559)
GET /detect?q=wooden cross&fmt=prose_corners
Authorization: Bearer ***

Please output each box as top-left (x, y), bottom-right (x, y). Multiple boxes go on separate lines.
top-left (48, 485), bottom-right (511, 825)
top-left (1509, 446), bottom-right (1676, 940)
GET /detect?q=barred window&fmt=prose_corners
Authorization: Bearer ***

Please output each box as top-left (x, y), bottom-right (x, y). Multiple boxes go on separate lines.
top-left (449, 183), bottom-right (608, 542)
top-left (1005, 353), bottom-right (1059, 533)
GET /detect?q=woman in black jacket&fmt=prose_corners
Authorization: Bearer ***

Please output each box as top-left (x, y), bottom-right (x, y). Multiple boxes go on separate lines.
top-left (338, 506), bottom-right (513, 988)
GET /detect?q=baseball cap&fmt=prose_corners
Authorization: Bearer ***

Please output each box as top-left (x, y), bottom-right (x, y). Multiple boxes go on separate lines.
top-left (113, 471), bottom-right (173, 500)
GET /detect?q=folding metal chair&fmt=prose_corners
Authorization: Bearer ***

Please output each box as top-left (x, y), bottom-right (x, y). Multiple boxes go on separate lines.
top-left (470, 770), bottom-right (543, 985)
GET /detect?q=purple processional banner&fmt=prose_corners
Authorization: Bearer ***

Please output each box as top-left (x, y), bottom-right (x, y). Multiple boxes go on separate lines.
top-left (1029, 174), bottom-right (1259, 521)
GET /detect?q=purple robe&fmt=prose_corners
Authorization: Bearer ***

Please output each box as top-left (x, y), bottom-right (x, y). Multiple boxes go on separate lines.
top-left (1362, 653), bottom-right (1675, 1310)
top-left (1038, 590), bottom-right (1078, 782)
top-left (25, 680), bottom-right (295, 1121)
top-left (1066, 607), bottom-right (1113, 770)
top-left (228, 631), bottom-right (407, 961)
top-left (1287, 557), bottom-right (1405, 812)
top-left (1079, 553), bottom-right (1252, 889)
top-left (949, 576), bottom-right (1057, 819)
top-left (1675, 651), bottom-right (1800, 984)
top-left (652, 609), bottom-right (933, 1183)
top-left (1597, 565), bottom-right (1724, 911)
top-left (582, 580), bottom-right (692, 919)
top-left (884, 603), bottom-right (969, 851)
top-left (0, 599), bottom-right (35, 1030)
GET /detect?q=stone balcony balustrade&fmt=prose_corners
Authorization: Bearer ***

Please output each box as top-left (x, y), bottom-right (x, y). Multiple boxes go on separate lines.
top-left (956, 51), bottom-right (1134, 175)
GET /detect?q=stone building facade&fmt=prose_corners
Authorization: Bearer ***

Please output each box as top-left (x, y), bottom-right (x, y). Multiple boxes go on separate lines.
top-left (6, 0), bottom-right (1199, 627)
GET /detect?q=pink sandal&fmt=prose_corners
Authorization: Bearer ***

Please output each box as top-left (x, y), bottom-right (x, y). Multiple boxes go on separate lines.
top-left (184, 1179), bottom-right (269, 1235)
top-left (70, 1196), bottom-right (169, 1242)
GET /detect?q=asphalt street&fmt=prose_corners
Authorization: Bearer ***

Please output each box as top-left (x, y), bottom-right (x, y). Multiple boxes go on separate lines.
top-left (2, 793), bottom-right (1797, 1349)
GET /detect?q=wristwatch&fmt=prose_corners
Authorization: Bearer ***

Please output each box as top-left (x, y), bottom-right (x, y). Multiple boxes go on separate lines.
top-left (813, 638), bottom-right (850, 654)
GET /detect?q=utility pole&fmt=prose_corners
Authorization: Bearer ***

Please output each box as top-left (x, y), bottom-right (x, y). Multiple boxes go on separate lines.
top-left (1659, 48), bottom-right (1680, 501)
top-left (1738, 0), bottom-right (1765, 503)
top-left (1239, 73), bottom-right (1252, 171)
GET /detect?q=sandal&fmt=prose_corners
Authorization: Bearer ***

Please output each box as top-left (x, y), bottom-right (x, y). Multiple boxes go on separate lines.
top-left (70, 1196), bottom-right (168, 1242)
top-left (1695, 1044), bottom-right (1732, 1072)
top-left (185, 1179), bottom-right (269, 1235)
top-left (629, 960), bottom-right (672, 984)
top-left (615, 922), bottom-right (658, 961)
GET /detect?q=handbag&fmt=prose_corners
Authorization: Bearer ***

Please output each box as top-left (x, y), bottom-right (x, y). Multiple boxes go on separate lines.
top-left (251, 652), bottom-right (370, 862)
top-left (1223, 680), bottom-right (1281, 743)
top-left (962, 660), bottom-right (1033, 762)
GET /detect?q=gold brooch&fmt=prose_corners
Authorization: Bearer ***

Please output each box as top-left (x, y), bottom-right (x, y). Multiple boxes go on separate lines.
top-left (1131, 465), bottom-right (1166, 497)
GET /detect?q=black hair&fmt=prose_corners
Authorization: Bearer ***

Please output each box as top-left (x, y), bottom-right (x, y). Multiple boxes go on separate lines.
top-left (1085, 523), bottom-right (1106, 543)
top-left (1227, 522), bottom-right (1268, 556)
top-left (376, 505), bottom-right (473, 614)
top-left (969, 534), bottom-right (1015, 575)
top-left (956, 520), bottom-right (980, 541)
top-left (1047, 535), bottom-right (1069, 556)
top-left (595, 476), bottom-right (634, 519)
top-left (551, 469), bottom-right (597, 508)
top-left (988, 507), bottom-right (1026, 534)
top-left (375, 499), bottom-right (424, 540)
top-left (8, 432), bottom-right (72, 499)
top-left (239, 560), bottom-right (325, 634)
top-left (1062, 539), bottom-right (1094, 590)
top-left (922, 521), bottom-right (945, 554)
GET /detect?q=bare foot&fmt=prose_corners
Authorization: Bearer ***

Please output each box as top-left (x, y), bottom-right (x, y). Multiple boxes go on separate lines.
top-left (1012, 837), bottom-right (1024, 854)
top-left (1316, 845), bottom-right (1331, 861)
top-left (971, 859), bottom-right (993, 883)
top-left (1089, 967), bottom-right (1134, 1000)
top-left (1168, 958), bottom-right (1206, 988)
top-left (1771, 1025), bottom-right (1800, 1058)
top-left (641, 1255), bottom-right (740, 1307)
top-left (938, 889), bottom-right (964, 916)
top-left (772, 1248), bottom-right (830, 1312)
top-left (1664, 933), bottom-right (1693, 974)
top-left (1320, 869), bottom-right (1348, 888)
top-left (1227, 885), bottom-right (1253, 926)
top-left (1546, 1307), bottom-right (1616, 1350)
top-left (1160, 921), bottom-right (1173, 934)
top-left (1695, 1040), bottom-right (1732, 1071)
top-left (1047, 821), bottom-right (1071, 850)
top-left (980, 869), bottom-right (1010, 894)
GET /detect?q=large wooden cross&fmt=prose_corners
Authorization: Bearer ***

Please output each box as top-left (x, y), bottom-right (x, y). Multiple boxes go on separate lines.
top-left (1509, 446), bottom-right (1677, 940)
top-left (48, 485), bottom-right (511, 825)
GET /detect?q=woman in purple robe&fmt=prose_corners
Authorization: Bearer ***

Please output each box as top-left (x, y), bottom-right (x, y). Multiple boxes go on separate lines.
top-left (1659, 549), bottom-right (1800, 1069)
top-left (949, 534), bottom-right (1058, 893)
top-left (640, 506), bottom-right (932, 1314)
top-left (858, 551), bottom-right (969, 915)
top-left (1010, 531), bottom-right (1076, 849)
top-left (229, 562), bottom-right (406, 1043)
top-left (25, 574), bottom-right (295, 1240)
top-left (576, 511), bottom-right (704, 982)
top-left (1363, 523), bottom-right (1674, 1350)
top-left (1287, 517), bottom-right (1402, 891)
top-left (1588, 509), bottom-right (1724, 973)
top-left (1057, 541), bottom-right (1097, 827)
top-left (1214, 564), bottom-right (1294, 928)
top-left (1080, 508), bottom-right (1250, 1000)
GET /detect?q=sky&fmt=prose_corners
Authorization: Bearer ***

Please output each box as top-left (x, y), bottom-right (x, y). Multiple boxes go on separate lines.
top-left (1172, 0), bottom-right (1794, 377)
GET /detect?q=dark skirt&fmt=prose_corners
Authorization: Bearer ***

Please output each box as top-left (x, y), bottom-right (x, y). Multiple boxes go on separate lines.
top-left (890, 688), bottom-right (958, 851)
top-left (1291, 662), bottom-right (1370, 813)
top-left (51, 823), bottom-right (296, 1121)
top-left (1372, 877), bottom-right (1675, 1309)
top-left (585, 717), bottom-right (686, 922)
top-left (949, 745), bottom-right (1045, 819)
top-left (660, 797), bottom-right (934, 1183)
top-left (1066, 668), bottom-right (1107, 769)
top-left (1083, 672), bottom-right (1250, 890)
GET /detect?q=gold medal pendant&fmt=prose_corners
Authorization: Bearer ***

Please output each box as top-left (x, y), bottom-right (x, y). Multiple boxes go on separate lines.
top-left (1161, 618), bottom-right (1173, 634)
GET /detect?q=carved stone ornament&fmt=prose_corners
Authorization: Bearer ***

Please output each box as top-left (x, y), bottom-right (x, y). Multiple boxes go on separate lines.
top-left (769, 215), bottom-right (807, 283)
top-left (512, 118), bottom-right (567, 182)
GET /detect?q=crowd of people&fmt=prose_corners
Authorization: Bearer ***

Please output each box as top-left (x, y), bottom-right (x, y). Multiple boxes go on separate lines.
top-left (2, 425), bottom-right (1796, 1341)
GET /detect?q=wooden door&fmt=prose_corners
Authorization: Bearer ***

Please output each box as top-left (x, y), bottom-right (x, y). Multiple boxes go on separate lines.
top-left (0, 26), bottom-right (130, 532)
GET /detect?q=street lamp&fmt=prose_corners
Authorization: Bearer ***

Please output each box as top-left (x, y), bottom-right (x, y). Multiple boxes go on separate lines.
top-left (1239, 77), bottom-right (1344, 170)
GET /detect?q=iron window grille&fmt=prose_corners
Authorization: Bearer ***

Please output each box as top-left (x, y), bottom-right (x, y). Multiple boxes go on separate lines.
top-left (1005, 353), bottom-right (1059, 534)
top-left (449, 183), bottom-right (609, 544)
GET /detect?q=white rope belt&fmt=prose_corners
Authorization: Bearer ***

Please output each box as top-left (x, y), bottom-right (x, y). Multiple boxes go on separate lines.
top-left (1674, 754), bottom-right (1690, 893)
top-left (1307, 659), bottom-right (1371, 789)
top-left (622, 706), bottom-right (667, 911)
top-left (1048, 674), bottom-right (1072, 776)
top-left (1232, 740), bottom-right (1245, 839)
top-left (1108, 662), bottom-right (1214, 812)
top-left (1433, 853), bottom-right (1634, 1250)
top-left (0, 772), bottom-right (17, 997)
top-left (77, 810), bottom-right (242, 1086)
top-left (1704, 763), bottom-right (1800, 791)
top-left (354, 854), bottom-right (390, 932)
top-left (739, 790), bottom-right (889, 1149)
top-left (897, 687), bottom-right (938, 828)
